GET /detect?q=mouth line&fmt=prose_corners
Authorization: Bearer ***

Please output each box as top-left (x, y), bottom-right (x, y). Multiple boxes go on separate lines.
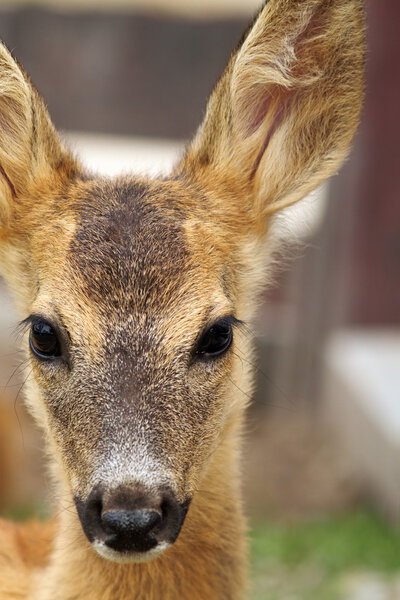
top-left (92, 539), bottom-right (171, 564)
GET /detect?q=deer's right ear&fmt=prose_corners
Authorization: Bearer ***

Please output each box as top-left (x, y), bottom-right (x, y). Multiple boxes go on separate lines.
top-left (180, 0), bottom-right (365, 229)
top-left (0, 44), bottom-right (71, 228)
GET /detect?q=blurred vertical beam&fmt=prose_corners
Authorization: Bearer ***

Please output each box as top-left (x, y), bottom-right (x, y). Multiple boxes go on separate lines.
top-left (343, 0), bottom-right (400, 325)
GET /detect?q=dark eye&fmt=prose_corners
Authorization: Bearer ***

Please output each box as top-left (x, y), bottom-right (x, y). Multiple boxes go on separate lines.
top-left (29, 319), bottom-right (62, 360)
top-left (196, 318), bottom-right (233, 359)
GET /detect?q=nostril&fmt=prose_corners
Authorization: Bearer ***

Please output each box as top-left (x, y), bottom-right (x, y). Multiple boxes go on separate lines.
top-left (101, 509), bottom-right (162, 537)
top-left (76, 484), bottom-right (189, 555)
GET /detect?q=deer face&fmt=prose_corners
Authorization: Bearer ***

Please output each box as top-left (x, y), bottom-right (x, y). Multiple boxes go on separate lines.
top-left (22, 176), bottom-right (251, 562)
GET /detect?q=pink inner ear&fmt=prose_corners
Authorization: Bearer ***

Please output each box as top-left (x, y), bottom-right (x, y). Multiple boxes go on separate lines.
top-left (245, 90), bottom-right (273, 137)
top-left (239, 82), bottom-right (288, 142)
top-left (237, 1), bottom-right (332, 171)
top-left (0, 164), bottom-right (16, 198)
top-left (240, 81), bottom-right (293, 180)
top-left (250, 98), bottom-right (285, 180)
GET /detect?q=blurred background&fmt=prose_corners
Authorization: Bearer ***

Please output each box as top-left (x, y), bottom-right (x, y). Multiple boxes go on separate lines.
top-left (0, 1), bottom-right (399, 598)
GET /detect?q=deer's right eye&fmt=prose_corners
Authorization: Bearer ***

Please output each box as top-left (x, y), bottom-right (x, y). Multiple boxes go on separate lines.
top-left (29, 319), bottom-right (62, 360)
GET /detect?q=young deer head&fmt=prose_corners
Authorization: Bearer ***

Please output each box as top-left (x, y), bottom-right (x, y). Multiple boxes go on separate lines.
top-left (0, 0), bottom-right (364, 575)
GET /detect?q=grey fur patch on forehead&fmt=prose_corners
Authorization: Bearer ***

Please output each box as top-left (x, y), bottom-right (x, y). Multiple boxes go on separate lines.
top-left (68, 178), bottom-right (189, 311)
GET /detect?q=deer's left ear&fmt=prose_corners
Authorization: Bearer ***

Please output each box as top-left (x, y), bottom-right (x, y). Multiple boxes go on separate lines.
top-left (181, 0), bottom-right (365, 222)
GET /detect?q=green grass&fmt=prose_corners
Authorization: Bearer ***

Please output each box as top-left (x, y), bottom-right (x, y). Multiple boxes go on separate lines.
top-left (250, 511), bottom-right (400, 599)
top-left (2, 501), bottom-right (50, 522)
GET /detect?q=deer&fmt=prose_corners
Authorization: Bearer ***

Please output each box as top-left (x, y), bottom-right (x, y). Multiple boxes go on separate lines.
top-left (0, 0), bottom-right (364, 598)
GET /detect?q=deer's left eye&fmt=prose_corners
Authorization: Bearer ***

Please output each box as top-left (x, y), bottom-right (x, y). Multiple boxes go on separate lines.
top-left (29, 319), bottom-right (62, 360)
top-left (195, 319), bottom-right (233, 359)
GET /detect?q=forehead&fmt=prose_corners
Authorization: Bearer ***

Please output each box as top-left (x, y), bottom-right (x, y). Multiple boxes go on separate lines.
top-left (67, 178), bottom-right (190, 314)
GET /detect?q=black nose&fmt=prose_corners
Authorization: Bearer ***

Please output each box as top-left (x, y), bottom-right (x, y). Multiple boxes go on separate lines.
top-left (102, 508), bottom-right (162, 537)
top-left (75, 484), bottom-right (190, 555)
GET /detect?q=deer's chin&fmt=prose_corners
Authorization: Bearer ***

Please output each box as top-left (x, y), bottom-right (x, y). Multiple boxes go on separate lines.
top-left (92, 539), bottom-right (171, 564)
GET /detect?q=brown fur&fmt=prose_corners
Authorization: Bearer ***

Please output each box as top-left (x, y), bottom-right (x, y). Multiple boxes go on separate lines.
top-left (0, 1), bottom-right (364, 598)
top-left (0, 394), bottom-right (16, 508)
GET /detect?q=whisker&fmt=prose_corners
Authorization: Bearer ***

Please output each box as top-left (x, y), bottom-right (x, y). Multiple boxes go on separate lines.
top-left (2, 358), bottom-right (30, 392)
top-left (13, 367), bottom-right (33, 453)
top-left (233, 343), bottom-right (296, 411)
